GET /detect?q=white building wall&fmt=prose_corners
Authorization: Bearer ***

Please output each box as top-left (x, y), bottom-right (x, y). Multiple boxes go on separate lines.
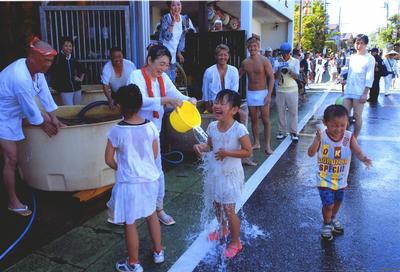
top-left (263, 0), bottom-right (294, 20)
top-left (252, 19), bottom-right (262, 37)
top-left (261, 22), bottom-right (288, 50)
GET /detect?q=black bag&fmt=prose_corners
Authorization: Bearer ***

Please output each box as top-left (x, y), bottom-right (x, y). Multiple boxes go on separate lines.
top-left (382, 64), bottom-right (389, 77)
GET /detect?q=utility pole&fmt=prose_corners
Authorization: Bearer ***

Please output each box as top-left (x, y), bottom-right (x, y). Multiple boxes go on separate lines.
top-left (298, 0), bottom-right (303, 49)
top-left (384, 0), bottom-right (389, 26)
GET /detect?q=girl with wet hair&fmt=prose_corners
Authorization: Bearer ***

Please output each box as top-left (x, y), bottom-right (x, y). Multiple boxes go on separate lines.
top-left (194, 89), bottom-right (252, 258)
top-left (308, 104), bottom-right (372, 241)
top-left (128, 44), bottom-right (197, 226)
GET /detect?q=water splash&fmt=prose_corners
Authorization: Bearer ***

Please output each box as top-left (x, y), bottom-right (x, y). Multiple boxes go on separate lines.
top-left (188, 125), bottom-right (269, 270)
top-left (193, 126), bottom-right (209, 144)
top-left (240, 210), bottom-right (270, 244)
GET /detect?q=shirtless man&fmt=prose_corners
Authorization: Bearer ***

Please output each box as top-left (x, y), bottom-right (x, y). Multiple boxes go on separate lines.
top-left (239, 37), bottom-right (275, 154)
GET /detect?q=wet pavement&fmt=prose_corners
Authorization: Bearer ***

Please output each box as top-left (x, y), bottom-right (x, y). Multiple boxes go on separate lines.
top-left (1, 86), bottom-right (400, 271)
top-left (194, 91), bottom-right (400, 271)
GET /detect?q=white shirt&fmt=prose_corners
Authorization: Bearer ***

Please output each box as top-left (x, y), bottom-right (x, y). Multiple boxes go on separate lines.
top-left (0, 58), bottom-right (58, 141)
top-left (101, 59), bottom-right (136, 92)
top-left (383, 58), bottom-right (397, 75)
top-left (344, 53), bottom-right (375, 98)
top-left (202, 64), bottom-right (239, 102)
top-left (107, 121), bottom-right (160, 184)
top-left (315, 57), bottom-right (326, 71)
top-left (163, 15), bottom-right (183, 64)
top-left (207, 120), bottom-right (248, 173)
top-left (128, 69), bottom-right (190, 132)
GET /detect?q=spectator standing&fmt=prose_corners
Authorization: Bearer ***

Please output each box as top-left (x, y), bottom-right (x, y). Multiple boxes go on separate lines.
top-left (314, 52), bottom-right (326, 84)
top-left (203, 44), bottom-right (255, 166)
top-left (159, 0), bottom-right (195, 82)
top-left (101, 47), bottom-right (136, 108)
top-left (49, 36), bottom-right (85, 105)
top-left (328, 54), bottom-right (338, 83)
top-left (342, 34), bottom-right (375, 138)
top-left (300, 52), bottom-right (310, 89)
top-left (275, 42), bottom-right (300, 142)
top-left (239, 37), bottom-right (274, 154)
top-left (367, 48), bottom-right (384, 104)
top-left (382, 50), bottom-right (399, 96)
top-left (202, 44), bottom-right (239, 113)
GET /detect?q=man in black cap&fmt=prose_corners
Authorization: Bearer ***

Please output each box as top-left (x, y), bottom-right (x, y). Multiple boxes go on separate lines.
top-left (367, 47), bottom-right (384, 104)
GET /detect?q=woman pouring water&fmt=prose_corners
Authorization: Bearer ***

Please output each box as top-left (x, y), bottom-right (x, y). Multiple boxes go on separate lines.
top-left (128, 44), bottom-right (196, 225)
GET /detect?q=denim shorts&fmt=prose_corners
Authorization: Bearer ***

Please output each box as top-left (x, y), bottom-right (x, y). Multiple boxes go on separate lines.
top-left (318, 187), bottom-right (345, 206)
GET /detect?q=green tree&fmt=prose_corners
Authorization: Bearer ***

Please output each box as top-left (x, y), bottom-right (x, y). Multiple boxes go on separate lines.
top-left (294, 0), bottom-right (328, 53)
top-left (377, 14), bottom-right (400, 50)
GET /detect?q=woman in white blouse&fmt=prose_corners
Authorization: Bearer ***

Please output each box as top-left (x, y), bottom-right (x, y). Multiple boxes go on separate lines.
top-left (128, 44), bottom-right (196, 225)
top-left (202, 44), bottom-right (239, 113)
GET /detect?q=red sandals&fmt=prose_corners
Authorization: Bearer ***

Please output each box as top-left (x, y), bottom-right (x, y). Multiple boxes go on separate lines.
top-left (224, 241), bottom-right (242, 258)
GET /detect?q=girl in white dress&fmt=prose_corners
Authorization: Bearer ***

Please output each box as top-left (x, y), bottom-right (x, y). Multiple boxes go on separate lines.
top-left (194, 90), bottom-right (252, 259)
top-left (105, 84), bottom-right (164, 272)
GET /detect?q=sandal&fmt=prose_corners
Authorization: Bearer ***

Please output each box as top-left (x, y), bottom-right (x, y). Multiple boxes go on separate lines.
top-left (157, 210), bottom-right (176, 226)
top-left (242, 158), bottom-right (257, 166)
top-left (224, 241), bottom-right (242, 258)
top-left (8, 205), bottom-right (32, 217)
top-left (208, 228), bottom-right (230, 241)
top-left (107, 218), bottom-right (124, 226)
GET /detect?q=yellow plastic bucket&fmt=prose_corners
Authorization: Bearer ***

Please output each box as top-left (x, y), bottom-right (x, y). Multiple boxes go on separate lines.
top-left (169, 101), bottom-right (201, 133)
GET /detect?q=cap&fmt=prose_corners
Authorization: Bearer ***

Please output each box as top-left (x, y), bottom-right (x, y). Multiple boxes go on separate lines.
top-left (265, 47), bottom-right (272, 52)
top-left (385, 50), bottom-right (399, 56)
top-left (214, 19), bottom-right (222, 26)
top-left (280, 42), bottom-right (291, 54)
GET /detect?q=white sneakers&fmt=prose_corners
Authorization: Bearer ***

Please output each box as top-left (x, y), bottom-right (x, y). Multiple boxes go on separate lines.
top-left (153, 249), bottom-right (165, 264)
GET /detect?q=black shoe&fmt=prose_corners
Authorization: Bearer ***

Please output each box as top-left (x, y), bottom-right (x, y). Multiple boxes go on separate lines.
top-left (276, 133), bottom-right (285, 140)
top-left (291, 133), bottom-right (299, 142)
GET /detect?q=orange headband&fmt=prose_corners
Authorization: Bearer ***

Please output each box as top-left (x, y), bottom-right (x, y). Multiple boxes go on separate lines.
top-left (29, 37), bottom-right (57, 56)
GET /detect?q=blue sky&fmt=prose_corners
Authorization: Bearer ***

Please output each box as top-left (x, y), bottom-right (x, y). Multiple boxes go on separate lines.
top-left (326, 0), bottom-right (399, 35)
